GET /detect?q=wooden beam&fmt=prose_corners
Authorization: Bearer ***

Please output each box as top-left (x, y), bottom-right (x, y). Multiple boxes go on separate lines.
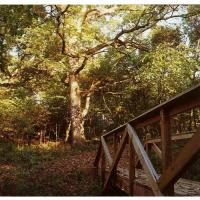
top-left (102, 84), bottom-right (200, 140)
top-left (111, 133), bottom-right (118, 186)
top-left (169, 96), bottom-right (200, 117)
top-left (151, 143), bottom-right (162, 160)
top-left (146, 132), bottom-right (194, 144)
top-left (128, 136), bottom-right (135, 195)
top-left (160, 109), bottom-right (172, 171)
top-left (160, 109), bottom-right (174, 195)
top-left (113, 134), bottom-right (118, 156)
top-left (145, 142), bottom-right (150, 156)
top-left (103, 125), bottom-right (125, 139)
top-left (101, 149), bottom-right (105, 185)
top-left (159, 130), bottom-right (200, 192)
top-left (127, 124), bottom-right (162, 196)
top-left (101, 136), bottom-right (113, 167)
top-left (171, 132), bottom-right (194, 141)
top-left (103, 130), bottom-right (128, 191)
top-left (146, 138), bottom-right (161, 144)
top-left (134, 142), bottom-right (148, 169)
top-left (136, 115), bottom-right (160, 129)
top-left (94, 143), bottom-right (102, 167)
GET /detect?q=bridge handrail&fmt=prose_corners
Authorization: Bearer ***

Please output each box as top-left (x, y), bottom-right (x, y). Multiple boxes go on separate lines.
top-left (102, 83), bottom-right (200, 138)
top-left (94, 83), bottom-right (200, 196)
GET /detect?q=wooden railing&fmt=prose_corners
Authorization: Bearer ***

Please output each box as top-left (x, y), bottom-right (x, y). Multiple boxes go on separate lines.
top-left (94, 83), bottom-right (200, 196)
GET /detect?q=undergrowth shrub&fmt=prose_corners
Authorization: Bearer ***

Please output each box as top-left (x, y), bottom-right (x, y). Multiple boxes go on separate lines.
top-left (0, 139), bottom-right (101, 196)
top-left (0, 140), bottom-right (68, 168)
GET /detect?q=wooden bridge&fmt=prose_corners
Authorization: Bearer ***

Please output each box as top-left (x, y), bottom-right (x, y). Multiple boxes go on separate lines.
top-left (94, 83), bottom-right (200, 196)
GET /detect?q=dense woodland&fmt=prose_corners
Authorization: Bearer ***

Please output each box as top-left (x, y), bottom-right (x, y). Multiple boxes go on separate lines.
top-left (0, 4), bottom-right (200, 196)
top-left (0, 5), bottom-right (200, 144)
top-left (0, 5), bottom-right (200, 146)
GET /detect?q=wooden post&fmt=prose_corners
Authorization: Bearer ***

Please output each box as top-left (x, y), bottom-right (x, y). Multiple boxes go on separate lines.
top-left (145, 143), bottom-right (149, 155)
top-left (103, 131), bottom-right (128, 191)
top-left (114, 134), bottom-right (118, 155)
top-left (94, 144), bottom-right (102, 167)
top-left (145, 133), bottom-right (151, 157)
top-left (101, 136), bottom-right (113, 167)
top-left (160, 109), bottom-right (174, 195)
top-left (128, 136), bottom-right (135, 196)
top-left (159, 129), bottom-right (200, 191)
top-left (101, 149), bottom-right (105, 186)
top-left (127, 124), bottom-right (162, 196)
top-left (112, 134), bottom-right (118, 186)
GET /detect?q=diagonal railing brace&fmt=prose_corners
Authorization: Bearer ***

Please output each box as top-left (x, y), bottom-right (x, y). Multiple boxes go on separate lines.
top-left (127, 124), bottom-right (162, 196)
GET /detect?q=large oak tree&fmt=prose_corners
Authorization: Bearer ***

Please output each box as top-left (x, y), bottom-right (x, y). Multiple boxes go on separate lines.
top-left (1, 5), bottom-right (200, 145)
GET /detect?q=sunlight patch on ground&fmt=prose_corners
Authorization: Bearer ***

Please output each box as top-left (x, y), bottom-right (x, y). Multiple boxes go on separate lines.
top-left (0, 164), bottom-right (17, 170)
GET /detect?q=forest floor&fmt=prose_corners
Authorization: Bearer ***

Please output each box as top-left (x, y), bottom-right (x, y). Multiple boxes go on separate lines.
top-left (0, 140), bottom-right (102, 196)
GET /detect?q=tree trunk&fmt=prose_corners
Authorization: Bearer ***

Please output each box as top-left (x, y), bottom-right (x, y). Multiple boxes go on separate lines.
top-left (68, 74), bottom-right (85, 145)
top-left (40, 131), bottom-right (43, 144)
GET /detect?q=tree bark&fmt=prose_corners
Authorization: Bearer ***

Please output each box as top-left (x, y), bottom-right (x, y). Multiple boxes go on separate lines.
top-left (68, 74), bottom-right (86, 145)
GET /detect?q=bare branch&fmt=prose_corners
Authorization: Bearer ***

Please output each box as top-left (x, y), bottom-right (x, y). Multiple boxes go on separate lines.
top-left (105, 91), bottom-right (127, 95)
top-left (98, 78), bottom-right (132, 90)
top-left (81, 7), bottom-right (98, 26)
top-left (102, 95), bottom-right (113, 115)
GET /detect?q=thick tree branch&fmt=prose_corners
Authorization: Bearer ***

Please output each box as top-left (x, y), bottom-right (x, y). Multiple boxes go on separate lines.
top-left (81, 7), bottom-right (98, 26)
top-left (82, 81), bottom-right (101, 117)
top-left (74, 57), bottom-right (88, 75)
top-left (83, 7), bottom-right (163, 55)
top-left (80, 78), bottom-right (132, 97)
top-left (85, 43), bottom-right (109, 55)
top-left (55, 5), bottom-right (69, 54)
top-left (0, 82), bottom-right (18, 88)
top-left (55, 5), bottom-right (79, 58)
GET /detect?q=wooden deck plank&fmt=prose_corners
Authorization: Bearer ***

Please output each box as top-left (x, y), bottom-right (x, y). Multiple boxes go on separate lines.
top-left (103, 168), bottom-right (200, 196)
